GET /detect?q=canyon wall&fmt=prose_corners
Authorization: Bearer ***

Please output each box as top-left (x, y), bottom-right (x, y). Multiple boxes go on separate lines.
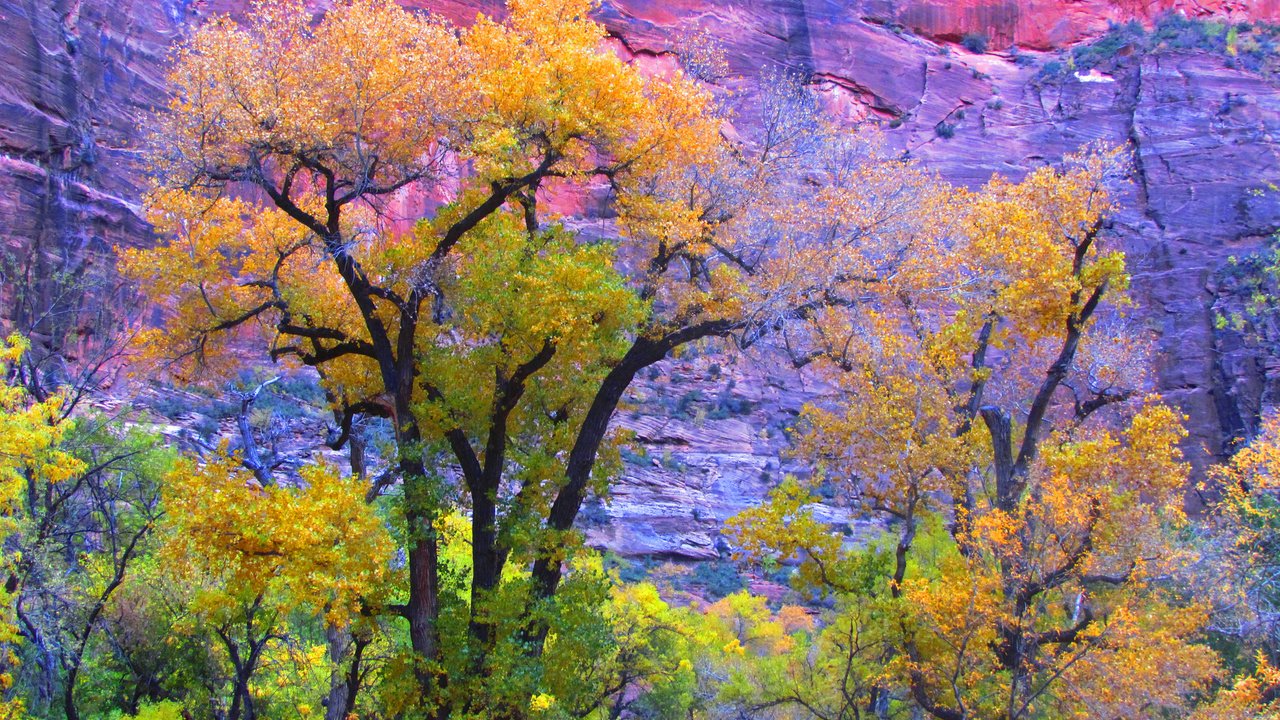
top-left (4, 0), bottom-right (1280, 556)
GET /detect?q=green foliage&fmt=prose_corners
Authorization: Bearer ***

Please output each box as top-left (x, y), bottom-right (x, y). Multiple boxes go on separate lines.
top-left (10, 2), bottom-right (1280, 718)
top-left (1041, 15), bottom-right (1280, 81)
top-left (603, 554), bottom-right (650, 585)
top-left (1209, 236), bottom-right (1280, 426)
top-left (675, 389), bottom-right (704, 419)
top-left (707, 385), bottom-right (753, 421)
top-left (148, 389), bottom-right (237, 424)
top-left (106, 700), bottom-right (185, 720)
top-left (1010, 46), bottom-right (1037, 67)
top-left (961, 32), bottom-right (989, 53)
top-left (1217, 239), bottom-right (1280, 315)
top-left (6, 406), bottom-right (175, 720)
top-left (1070, 19), bottom-right (1145, 72)
top-left (578, 496), bottom-right (611, 527)
top-left (692, 560), bottom-right (746, 600)
top-left (620, 445), bottom-right (651, 466)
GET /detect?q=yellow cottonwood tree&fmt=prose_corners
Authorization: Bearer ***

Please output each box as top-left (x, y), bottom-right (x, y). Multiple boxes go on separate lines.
top-left (0, 335), bottom-right (85, 719)
top-left (1209, 413), bottom-right (1280, 624)
top-left (125, 0), bottom-right (919, 714)
top-left (0, 335), bottom-right (83, 526)
top-left (1198, 412), bottom-right (1280, 717)
top-left (729, 149), bottom-right (1221, 719)
top-left (159, 452), bottom-right (392, 720)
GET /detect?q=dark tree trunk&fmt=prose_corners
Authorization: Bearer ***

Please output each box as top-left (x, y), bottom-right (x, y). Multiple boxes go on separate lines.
top-left (323, 623), bottom-right (368, 720)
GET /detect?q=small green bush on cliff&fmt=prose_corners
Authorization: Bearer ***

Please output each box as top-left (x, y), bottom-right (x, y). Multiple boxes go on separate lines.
top-left (961, 31), bottom-right (989, 53)
top-left (1039, 15), bottom-right (1280, 81)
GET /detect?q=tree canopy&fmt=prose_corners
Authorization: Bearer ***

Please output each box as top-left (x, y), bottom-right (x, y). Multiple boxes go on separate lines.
top-left (3, 1), bottom-right (1279, 719)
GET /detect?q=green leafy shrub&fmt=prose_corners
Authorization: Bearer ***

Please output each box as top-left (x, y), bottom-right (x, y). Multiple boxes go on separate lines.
top-left (621, 445), bottom-right (651, 466)
top-left (692, 560), bottom-right (746, 599)
top-left (1040, 15), bottom-right (1280, 81)
top-left (961, 32), bottom-right (988, 53)
top-left (1010, 46), bottom-right (1037, 67)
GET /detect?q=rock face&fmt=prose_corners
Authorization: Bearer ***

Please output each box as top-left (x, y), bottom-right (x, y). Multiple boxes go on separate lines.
top-left (5, 0), bottom-right (1280, 556)
top-left (873, 0), bottom-right (1280, 49)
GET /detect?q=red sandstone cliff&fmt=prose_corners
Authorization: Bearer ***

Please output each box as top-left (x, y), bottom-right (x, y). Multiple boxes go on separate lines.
top-left (878, 0), bottom-right (1280, 49)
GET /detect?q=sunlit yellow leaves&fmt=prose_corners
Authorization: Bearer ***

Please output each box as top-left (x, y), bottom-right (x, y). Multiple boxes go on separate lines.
top-left (527, 692), bottom-right (555, 714)
top-left (965, 146), bottom-right (1128, 341)
top-left (125, 3), bottom-right (1240, 717)
top-left (0, 335), bottom-right (84, 536)
top-left (1191, 655), bottom-right (1280, 720)
top-left (594, 581), bottom-right (701, 708)
top-left (0, 335), bottom-right (88, 717)
top-left (160, 452), bottom-right (392, 626)
top-left (720, 145), bottom-right (1214, 718)
top-left (1054, 599), bottom-right (1220, 718)
top-left (896, 554), bottom-right (1004, 700)
top-left (725, 478), bottom-right (846, 594)
top-left (409, 212), bottom-right (646, 505)
top-left (0, 334), bottom-right (83, 720)
top-left (1205, 413), bottom-right (1280, 696)
top-left (466, 0), bottom-right (641, 169)
top-left (1212, 413), bottom-right (1280, 534)
top-left (155, 0), bottom-right (465, 185)
top-left (134, 0), bottom-right (725, 433)
top-left (448, 218), bottom-right (643, 348)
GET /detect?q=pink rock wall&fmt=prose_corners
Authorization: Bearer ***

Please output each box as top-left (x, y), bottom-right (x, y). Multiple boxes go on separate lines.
top-left (882, 0), bottom-right (1280, 49)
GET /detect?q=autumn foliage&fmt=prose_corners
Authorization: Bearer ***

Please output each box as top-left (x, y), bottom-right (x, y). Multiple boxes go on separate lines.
top-left (3, 1), bottom-right (1280, 719)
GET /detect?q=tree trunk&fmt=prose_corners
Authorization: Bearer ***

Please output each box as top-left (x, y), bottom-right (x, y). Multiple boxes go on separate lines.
top-left (470, 493), bottom-right (499, 652)
top-left (63, 664), bottom-right (81, 720)
top-left (324, 624), bottom-right (353, 720)
top-left (404, 469), bottom-right (441, 697)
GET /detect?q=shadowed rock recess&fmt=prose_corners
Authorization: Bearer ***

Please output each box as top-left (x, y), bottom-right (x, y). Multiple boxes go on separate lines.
top-left (4, 0), bottom-right (1280, 557)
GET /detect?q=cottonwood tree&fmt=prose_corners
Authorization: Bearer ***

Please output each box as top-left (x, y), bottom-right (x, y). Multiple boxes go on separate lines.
top-left (9, 425), bottom-right (168, 720)
top-left (0, 334), bottom-right (172, 720)
top-left (154, 454), bottom-right (391, 720)
top-left (0, 334), bottom-right (82, 720)
top-left (728, 150), bottom-right (1221, 719)
top-left (125, 0), bottom-right (912, 715)
top-left (1201, 412), bottom-right (1280, 710)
